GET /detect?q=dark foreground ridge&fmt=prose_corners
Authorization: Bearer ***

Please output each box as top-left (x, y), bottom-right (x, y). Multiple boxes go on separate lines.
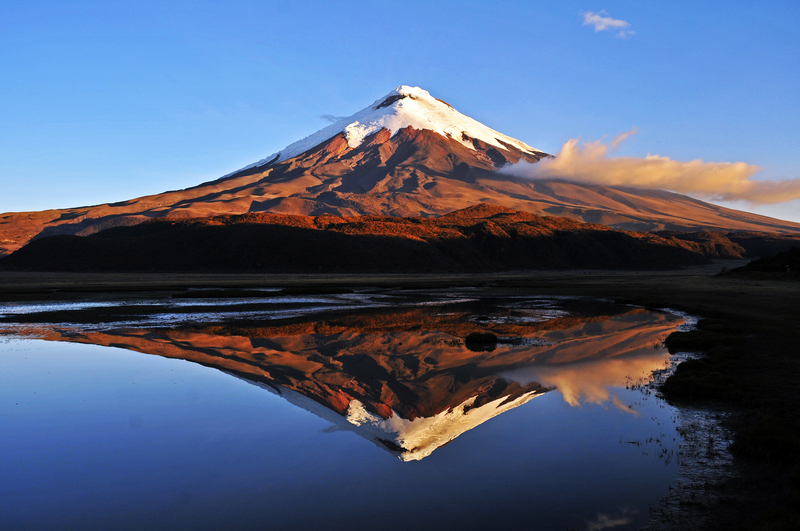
top-left (0, 204), bottom-right (716, 272)
top-left (721, 246), bottom-right (800, 280)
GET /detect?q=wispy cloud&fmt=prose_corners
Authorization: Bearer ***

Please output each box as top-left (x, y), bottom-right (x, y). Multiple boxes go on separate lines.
top-left (499, 132), bottom-right (800, 205)
top-left (611, 127), bottom-right (638, 150)
top-left (585, 511), bottom-right (635, 531)
top-left (612, 395), bottom-right (639, 417)
top-left (582, 10), bottom-right (635, 38)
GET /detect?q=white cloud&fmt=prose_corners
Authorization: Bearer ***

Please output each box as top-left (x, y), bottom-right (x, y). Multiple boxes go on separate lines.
top-left (582, 10), bottom-right (634, 38)
top-left (499, 131), bottom-right (800, 205)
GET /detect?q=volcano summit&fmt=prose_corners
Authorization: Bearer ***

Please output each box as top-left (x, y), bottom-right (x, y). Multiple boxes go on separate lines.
top-left (1, 85), bottom-right (798, 257)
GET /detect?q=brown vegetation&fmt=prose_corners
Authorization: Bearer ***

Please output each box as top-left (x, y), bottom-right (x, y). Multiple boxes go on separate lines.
top-left (0, 204), bottom-right (715, 272)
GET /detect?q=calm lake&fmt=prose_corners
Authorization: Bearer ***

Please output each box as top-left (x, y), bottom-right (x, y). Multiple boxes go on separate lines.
top-left (0, 289), bottom-right (692, 530)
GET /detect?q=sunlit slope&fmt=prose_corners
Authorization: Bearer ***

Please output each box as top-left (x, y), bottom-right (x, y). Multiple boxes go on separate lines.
top-left (3, 85), bottom-right (798, 257)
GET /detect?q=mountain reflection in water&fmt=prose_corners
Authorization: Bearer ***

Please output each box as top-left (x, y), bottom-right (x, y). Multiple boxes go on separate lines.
top-left (25, 299), bottom-right (682, 461)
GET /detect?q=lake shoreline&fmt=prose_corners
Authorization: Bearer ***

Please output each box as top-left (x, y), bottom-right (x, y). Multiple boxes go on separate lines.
top-left (2, 262), bottom-right (798, 529)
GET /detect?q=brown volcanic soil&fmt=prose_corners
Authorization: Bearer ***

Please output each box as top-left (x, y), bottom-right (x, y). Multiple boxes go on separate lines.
top-left (0, 204), bottom-right (714, 272)
top-left (2, 126), bottom-right (799, 257)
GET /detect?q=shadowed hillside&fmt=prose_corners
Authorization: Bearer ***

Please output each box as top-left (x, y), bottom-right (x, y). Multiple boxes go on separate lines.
top-left (722, 247), bottom-right (800, 280)
top-left (0, 204), bottom-right (713, 272)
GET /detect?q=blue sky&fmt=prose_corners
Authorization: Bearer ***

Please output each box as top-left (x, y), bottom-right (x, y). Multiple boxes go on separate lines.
top-left (2, 1), bottom-right (799, 221)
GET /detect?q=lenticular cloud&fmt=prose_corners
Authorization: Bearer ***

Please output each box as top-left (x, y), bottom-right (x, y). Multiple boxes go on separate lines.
top-left (499, 133), bottom-right (800, 205)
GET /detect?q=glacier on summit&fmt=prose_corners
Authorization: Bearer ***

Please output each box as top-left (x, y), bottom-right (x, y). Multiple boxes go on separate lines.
top-left (227, 85), bottom-right (546, 177)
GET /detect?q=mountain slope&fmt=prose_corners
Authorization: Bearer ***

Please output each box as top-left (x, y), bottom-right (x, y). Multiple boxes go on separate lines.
top-left (1, 85), bottom-right (798, 257)
top-left (0, 204), bottom-right (715, 272)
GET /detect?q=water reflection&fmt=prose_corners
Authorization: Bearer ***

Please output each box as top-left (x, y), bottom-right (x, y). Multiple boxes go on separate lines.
top-left (14, 298), bottom-right (682, 461)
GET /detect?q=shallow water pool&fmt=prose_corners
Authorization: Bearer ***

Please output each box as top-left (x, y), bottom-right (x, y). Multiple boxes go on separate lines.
top-left (0, 294), bottom-right (685, 530)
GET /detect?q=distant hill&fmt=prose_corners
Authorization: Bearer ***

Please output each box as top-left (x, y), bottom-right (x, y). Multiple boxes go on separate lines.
top-left (0, 204), bottom-right (715, 272)
top-left (724, 247), bottom-right (800, 279)
top-left (654, 231), bottom-right (800, 259)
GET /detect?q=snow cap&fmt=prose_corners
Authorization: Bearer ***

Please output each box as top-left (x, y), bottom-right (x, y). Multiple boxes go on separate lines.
top-left (229, 86), bottom-right (543, 176)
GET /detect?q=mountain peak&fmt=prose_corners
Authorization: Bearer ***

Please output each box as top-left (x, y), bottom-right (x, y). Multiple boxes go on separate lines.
top-left (229, 85), bottom-right (546, 177)
top-left (3, 86), bottom-right (800, 259)
top-left (373, 85), bottom-right (430, 107)
top-left (373, 85), bottom-right (454, 109)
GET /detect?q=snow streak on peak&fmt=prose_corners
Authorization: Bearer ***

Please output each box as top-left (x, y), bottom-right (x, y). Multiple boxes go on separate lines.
top-left (228, 86), bottom-right (544, 177)
top-left (343, 390), bottom-right (545, 461)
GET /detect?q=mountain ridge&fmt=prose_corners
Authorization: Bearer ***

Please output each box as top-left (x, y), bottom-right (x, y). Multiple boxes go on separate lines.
top-left (0, 204), bottom-right (719, 272)
top-left (2, 85), bottom-right (799, 257)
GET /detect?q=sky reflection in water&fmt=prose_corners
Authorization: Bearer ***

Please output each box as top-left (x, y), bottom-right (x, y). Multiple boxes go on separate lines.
top-left (0, 294), bottom-right (685, 531)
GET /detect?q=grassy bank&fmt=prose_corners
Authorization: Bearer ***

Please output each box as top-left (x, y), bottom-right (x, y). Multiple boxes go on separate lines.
top-left (1, 263), bottom-right (799, 528)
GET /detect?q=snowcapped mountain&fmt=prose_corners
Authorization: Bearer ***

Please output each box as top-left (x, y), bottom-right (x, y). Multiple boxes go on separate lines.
top-left (1, 85), bottom-right (799, 256)
top-left (230, 85), bottom-right (546, 174)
